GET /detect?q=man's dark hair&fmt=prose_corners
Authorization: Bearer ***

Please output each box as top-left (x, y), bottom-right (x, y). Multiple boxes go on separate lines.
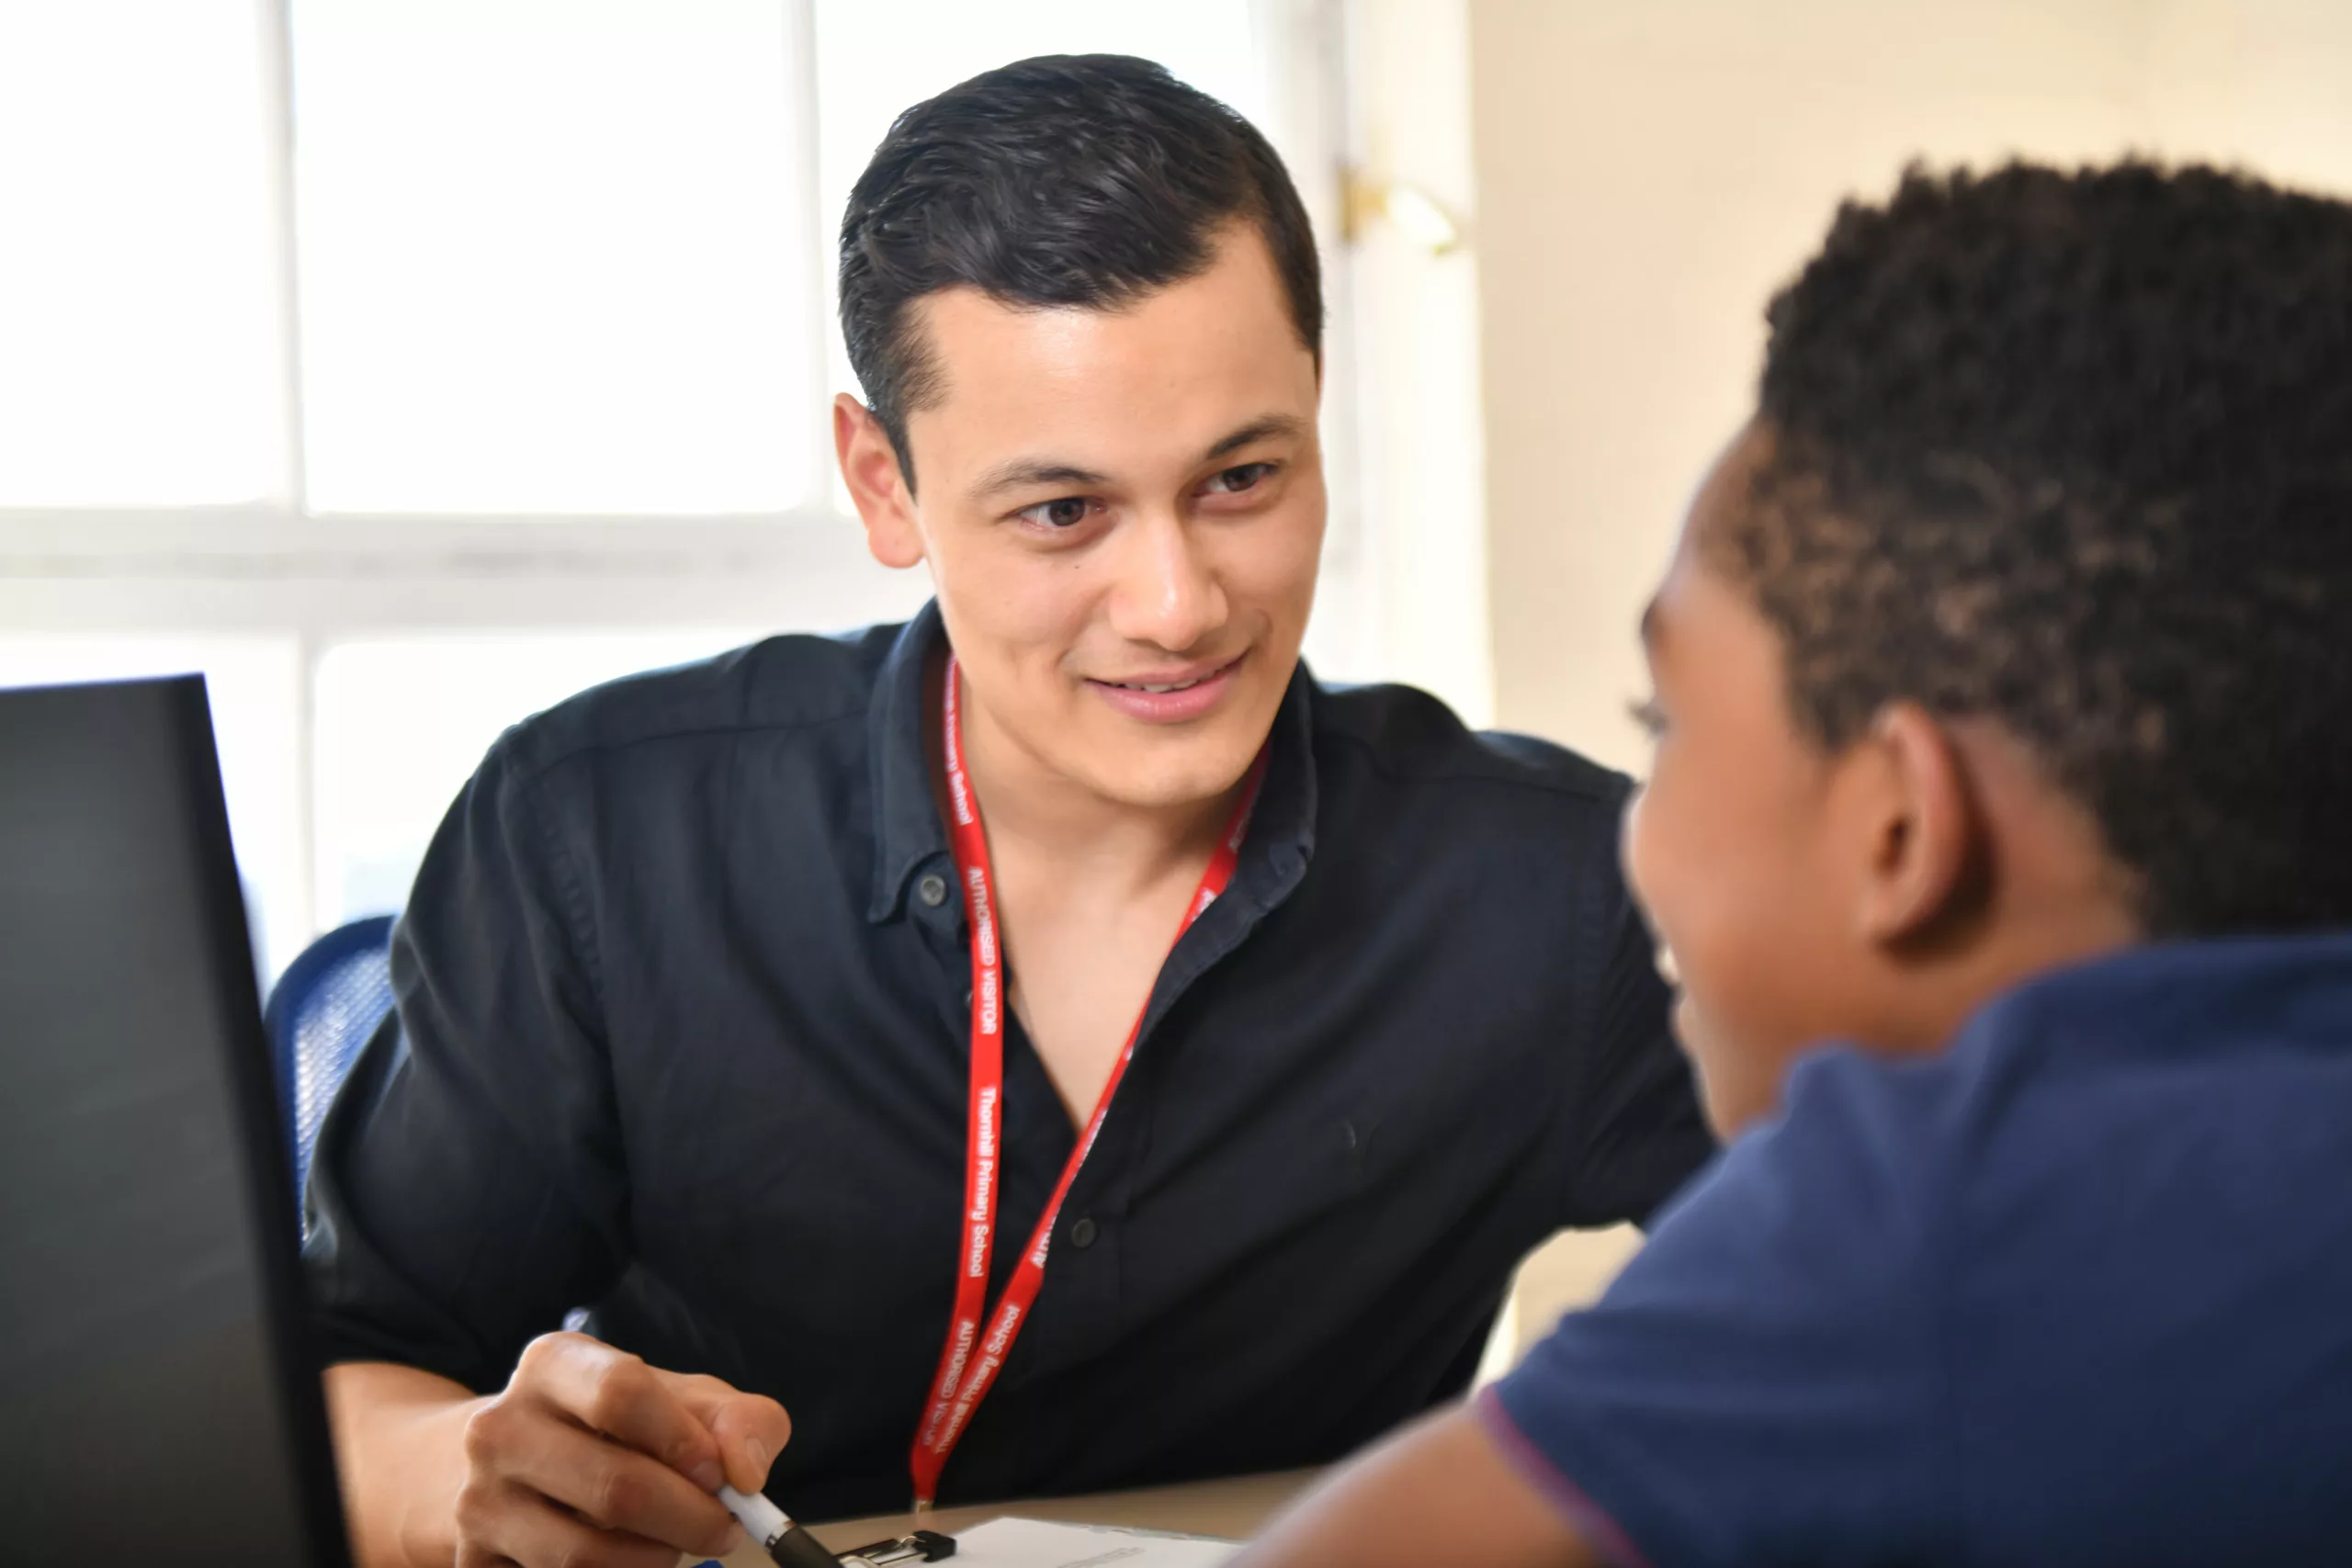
top-left (1718, 160), bottom-right (2352, 937)
top-left (838, 53), bottom-right (1322, 489)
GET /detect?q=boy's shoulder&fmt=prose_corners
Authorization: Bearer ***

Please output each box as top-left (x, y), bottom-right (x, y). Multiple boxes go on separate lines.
top-left (1491, 933), bottom-right (2352, 1567)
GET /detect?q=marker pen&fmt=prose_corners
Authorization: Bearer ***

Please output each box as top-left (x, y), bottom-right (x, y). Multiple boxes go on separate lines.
top-left (718, 1484), bottom-right (841, 1568)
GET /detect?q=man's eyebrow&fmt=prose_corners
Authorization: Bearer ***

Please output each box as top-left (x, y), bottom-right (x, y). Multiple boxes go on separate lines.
top-left (969, 458), bottom-right (1112, 502)
top-left (1638, 598), bottom-right (1664, 651)
top-left (1203, 413), bottom-right (1307, 462)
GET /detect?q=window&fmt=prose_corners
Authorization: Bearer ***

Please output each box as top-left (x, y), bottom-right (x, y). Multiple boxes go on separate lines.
top-left (0, 2), bottom-right (282, 505)
top-left (0, 0), bottom-right (1357, 983)
top-left (292, 0), bottom-right (819, 513)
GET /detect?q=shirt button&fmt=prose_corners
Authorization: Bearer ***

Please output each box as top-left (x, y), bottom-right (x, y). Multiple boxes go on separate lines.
top-left (1069, 1215), bottom-right (1099, 1250)
top-left (916, 873), bottom-right (949, 908)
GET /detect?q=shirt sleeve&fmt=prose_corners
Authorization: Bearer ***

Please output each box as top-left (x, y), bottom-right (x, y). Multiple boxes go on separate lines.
top-left (1556, 873), bottom-right (1716, 1229)
top-left (1494, 1052), bottom-right (1955, 1568)
top-left (301, 733), bottom-right (629, 1393)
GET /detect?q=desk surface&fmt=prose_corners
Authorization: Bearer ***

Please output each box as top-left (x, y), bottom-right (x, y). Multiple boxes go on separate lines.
top-left (706, 1469), bottom-right (1317, 1565)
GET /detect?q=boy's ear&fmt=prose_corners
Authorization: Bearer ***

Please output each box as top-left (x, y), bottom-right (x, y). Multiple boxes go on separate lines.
top-left (834, 393), bottom-right (925, 570)
top-left (1852, 702), bottom-right (1984, 948)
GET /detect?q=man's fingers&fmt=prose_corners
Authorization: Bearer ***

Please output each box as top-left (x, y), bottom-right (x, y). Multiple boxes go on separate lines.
top-left (665, 1370), bottom-right (794, 1494)
top-left (478, 1407), bottom-right (741, 1558)
top-left (514, 1333), bottom-right (727, 1492)
top-left (463, 1482), bottom-right (684, 1568)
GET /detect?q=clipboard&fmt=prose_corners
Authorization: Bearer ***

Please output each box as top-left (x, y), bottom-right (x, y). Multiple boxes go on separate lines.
top-left (909, 1517), bottom-right (1233, 1564)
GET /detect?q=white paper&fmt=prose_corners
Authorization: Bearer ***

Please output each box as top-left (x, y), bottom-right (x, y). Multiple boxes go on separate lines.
top-left (929, 1516), bottom-right (1236, 1567)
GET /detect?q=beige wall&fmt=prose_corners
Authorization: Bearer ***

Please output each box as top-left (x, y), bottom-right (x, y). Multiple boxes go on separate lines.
top-left (1342, 0), bottom-right (1497, 727)
top-left (1466, 0), bottom-right (2352, 773)
top-left (1454, 0), bottom-right (2352, 1347)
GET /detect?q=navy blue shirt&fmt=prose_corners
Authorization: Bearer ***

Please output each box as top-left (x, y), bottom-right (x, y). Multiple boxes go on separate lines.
top-left (304, 604), bottom-right (1712, 1520)
top-left (1489, 932), bottom-right (2352, 1567)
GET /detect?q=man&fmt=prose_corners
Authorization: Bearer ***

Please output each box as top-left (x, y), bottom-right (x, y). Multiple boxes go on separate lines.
top-left (1240, 160), bottom-right (2352, 1565)
top-left (310, 56), bottom-right (1711, 1568)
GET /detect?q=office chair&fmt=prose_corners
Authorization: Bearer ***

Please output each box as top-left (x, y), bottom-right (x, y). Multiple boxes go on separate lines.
top-left (264, 913), bottom-right (397, 1220)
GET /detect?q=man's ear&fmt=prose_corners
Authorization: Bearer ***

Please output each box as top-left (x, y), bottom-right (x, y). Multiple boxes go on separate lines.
top-left (833, 393), bottom-right (924, 570)
top-left (1852, 701), bottom-right (1984, 948)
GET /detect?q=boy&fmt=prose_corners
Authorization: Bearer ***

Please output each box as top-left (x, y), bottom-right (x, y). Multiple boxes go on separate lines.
top-left (1240, 159), bottom-right (2352, 1565)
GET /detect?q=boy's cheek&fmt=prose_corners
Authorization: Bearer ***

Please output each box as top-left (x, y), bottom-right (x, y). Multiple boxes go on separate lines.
top-left (1671, 993), bottom-right (1747, 1137)
top-left (1671, 973), bottom-right (1804, 1138)
top-left (1668, 992), bottom-right (1711, 1077)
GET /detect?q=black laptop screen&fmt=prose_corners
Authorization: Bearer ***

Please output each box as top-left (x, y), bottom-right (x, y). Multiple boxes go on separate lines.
top-left (0, 677), bottom-right (351, 1566)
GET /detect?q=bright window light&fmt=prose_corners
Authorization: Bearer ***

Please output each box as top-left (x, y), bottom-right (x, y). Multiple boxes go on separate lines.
top-left (311, 630), bottom-right (763, 926)
top-left (0, 2), bottom-right (281, 506)
top-left (291, 0), bottom-right (815, 514)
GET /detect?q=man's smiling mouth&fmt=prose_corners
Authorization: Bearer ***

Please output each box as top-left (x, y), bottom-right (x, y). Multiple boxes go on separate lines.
top-left (1083, 656), bottom-right (1249, 723)
top-left (1094, 655), bottom-right (1244, 694)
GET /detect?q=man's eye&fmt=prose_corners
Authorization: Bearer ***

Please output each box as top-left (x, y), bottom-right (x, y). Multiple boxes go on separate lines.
top-left (1203, 462), bottom-right (1276, 495)
top-left (1627, 695), bottom-right (1669, 738)
top-left (1016, 496), bottom-right (1094, 529)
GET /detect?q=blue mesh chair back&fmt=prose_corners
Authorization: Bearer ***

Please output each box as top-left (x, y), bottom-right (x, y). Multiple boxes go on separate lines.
top-left (264, 914), bottom-right (398, 1218)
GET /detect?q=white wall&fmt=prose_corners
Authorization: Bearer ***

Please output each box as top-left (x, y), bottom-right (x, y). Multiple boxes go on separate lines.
top-left (1336, 0), bottom-right (1496, 727)
top-left (1464, 0), bottom-right (2352, 773)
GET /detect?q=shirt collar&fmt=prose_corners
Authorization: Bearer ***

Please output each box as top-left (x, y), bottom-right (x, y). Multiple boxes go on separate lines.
top-left (1238, 660), bottom-right (1319, 904)
top-left (865, 600), bottom-right (1321, 922)
top-left (866, 602), bottom-right (950, 922)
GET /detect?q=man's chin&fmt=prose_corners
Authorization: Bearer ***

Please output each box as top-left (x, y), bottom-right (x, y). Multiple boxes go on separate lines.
top-left (1058, 683), bottom-right (1283, 807)
top-left (1091, 756), bottom-right (1261, 813)
top-left (1058, 720), bottom-right (1268, 813)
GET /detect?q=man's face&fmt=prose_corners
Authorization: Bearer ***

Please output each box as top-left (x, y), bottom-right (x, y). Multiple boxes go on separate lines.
top-left (845, 224), bottom-right (1324, 811)
top-left (1621, 429), bottom-right (1871, 1135)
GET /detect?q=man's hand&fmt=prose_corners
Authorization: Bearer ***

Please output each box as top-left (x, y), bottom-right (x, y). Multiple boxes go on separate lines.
top-left (326, 1334), bottom-right (793, 1568)
top-left (452, 1332), bottom-right (791, 1567)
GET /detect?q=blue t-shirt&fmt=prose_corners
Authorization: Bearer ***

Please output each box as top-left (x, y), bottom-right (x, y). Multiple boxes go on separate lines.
top-left (1488, 932), bottom-right (2352, 1567)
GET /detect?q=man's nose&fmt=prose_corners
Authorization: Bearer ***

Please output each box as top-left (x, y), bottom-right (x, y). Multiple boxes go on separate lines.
top-left (1105, 510), bottom-right (1228, 652)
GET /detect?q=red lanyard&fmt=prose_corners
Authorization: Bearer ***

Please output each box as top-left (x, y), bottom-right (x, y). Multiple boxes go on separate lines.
top-left (910, 653), bottom-right (1267, 1508)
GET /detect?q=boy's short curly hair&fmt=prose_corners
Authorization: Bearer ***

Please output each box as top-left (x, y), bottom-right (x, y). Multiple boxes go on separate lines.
top-left (1713, 161), bottom-right (2352, 937)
